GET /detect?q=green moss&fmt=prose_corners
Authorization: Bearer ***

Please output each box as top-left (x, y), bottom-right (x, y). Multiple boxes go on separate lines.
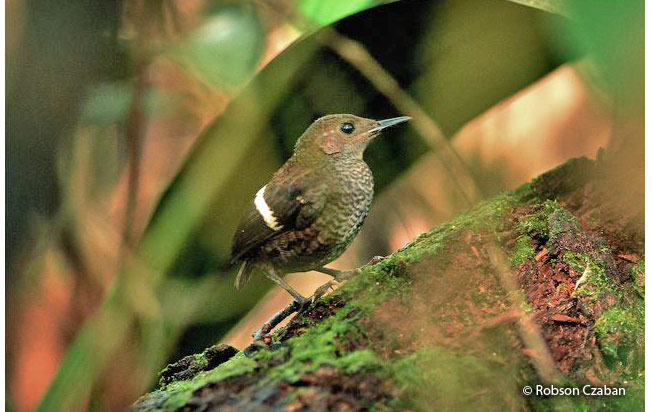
top-left (144, 353), bottom-right (257, 410)
top-left (470, 290), bottom-right (491, 305)
top-left (512, 181), bottom-right (532, 198)
top-left (631, 260), bottom-right (644, 297)
top-left (563, 251), bottom-right (587, 273)
top-left (545, 201), bottom-right (575, 241)
top-left (594, 306), bottom-right (644, 370)
top-left (608, 370), bottom-right (645, 411)
top-left (561, 251), bottom-right (616, 303)
top-left (507, 200), bottom-right (574, 268)
top-left (538, 207), bottom-right (621, 304)
top-left (510, 235), bottom-right (536, 267)
top-left (517, 210), bottom-right (549, 238)
top-left (262, 304), bottom-right (383, 382)
top-left (191, 353), bottom-right (208, 368)
top-left (572, 258), bottom-right (618, 303)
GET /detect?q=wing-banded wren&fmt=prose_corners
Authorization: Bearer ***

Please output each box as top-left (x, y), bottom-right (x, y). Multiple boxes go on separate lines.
top-left (230, 114), bottom-right (410, 304)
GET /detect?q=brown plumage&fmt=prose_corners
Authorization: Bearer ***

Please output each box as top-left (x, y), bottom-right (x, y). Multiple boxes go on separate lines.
top-left (230, 114), bottom-right (410, 302)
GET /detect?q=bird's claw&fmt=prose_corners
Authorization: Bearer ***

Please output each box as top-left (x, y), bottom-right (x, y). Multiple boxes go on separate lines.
top-left (310, 280), bottom-right (338, 305)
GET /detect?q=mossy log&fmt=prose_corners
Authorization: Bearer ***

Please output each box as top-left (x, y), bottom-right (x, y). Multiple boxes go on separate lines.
top-left (134, 158), bottom-right (644, 411)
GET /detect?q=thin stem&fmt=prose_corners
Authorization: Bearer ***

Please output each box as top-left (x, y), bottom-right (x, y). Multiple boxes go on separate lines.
top-left (121, 74), bottom-right (146, 251)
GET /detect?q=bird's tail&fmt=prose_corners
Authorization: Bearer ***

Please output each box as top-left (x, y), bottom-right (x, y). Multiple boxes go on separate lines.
top-left (234, 260), bottom-right (255, 290)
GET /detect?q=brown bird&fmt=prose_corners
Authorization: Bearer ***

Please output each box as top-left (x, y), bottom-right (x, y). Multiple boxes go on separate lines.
top-left (229, 114), bottom-right (410, 304)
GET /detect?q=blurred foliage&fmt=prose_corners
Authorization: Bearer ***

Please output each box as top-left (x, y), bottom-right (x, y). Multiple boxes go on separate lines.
top-left (5, 0), bottom-right (642, 411)
top-left (553, 0), bottom-right (644, 111)
top-left (169, 3), bottom-right (265, 91)
top-left (6, 0), bottom-right (122, 266)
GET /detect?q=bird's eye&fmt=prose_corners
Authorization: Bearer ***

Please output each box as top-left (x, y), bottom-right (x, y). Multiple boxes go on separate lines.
top-left (340, 122), bottom-right (355, 134)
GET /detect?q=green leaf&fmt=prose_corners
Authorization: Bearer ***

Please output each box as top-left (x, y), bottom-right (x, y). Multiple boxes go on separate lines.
top-left (297, 0), bottom-right (378, 26)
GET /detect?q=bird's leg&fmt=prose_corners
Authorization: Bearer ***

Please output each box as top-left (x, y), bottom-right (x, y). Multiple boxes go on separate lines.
top-left (264, 267), bottom-right (307, 305)
top-left (309, 266), bottom-right (363, 303)
top-left (315, 266), bottom-right (342, 279)
top-left (248, 268), bottom-right (306, 346)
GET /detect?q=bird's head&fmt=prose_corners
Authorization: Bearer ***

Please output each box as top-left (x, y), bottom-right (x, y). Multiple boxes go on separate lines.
top-left (294, 114), bottom-right (410, 159)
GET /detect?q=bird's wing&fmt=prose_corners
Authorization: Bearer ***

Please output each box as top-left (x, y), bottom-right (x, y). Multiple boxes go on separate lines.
top-left (229, 178), bottom-right (329, 264)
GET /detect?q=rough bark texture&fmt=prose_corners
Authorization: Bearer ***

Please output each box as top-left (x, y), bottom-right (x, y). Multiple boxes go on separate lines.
top-left (134, 157), bottom-right (644, 411)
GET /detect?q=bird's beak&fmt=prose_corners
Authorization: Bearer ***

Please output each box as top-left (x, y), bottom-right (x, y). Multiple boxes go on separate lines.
top-left (369, 116), bottom-right (411, 134)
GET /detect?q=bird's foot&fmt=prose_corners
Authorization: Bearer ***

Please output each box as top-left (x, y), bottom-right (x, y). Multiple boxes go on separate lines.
top-left (310, 279), bottom-right (339, 305)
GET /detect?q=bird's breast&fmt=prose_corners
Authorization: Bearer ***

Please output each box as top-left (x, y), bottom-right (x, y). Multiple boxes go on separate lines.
top-left (318, 159), bottom-right (374, 245)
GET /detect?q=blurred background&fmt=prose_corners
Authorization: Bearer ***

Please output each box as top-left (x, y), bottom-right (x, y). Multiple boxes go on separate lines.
top-left (6, 0), bottom-right (643, 410)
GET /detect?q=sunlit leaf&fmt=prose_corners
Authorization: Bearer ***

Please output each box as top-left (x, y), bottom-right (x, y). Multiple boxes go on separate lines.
top-left (297, 0), bottom-right (378, 26)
